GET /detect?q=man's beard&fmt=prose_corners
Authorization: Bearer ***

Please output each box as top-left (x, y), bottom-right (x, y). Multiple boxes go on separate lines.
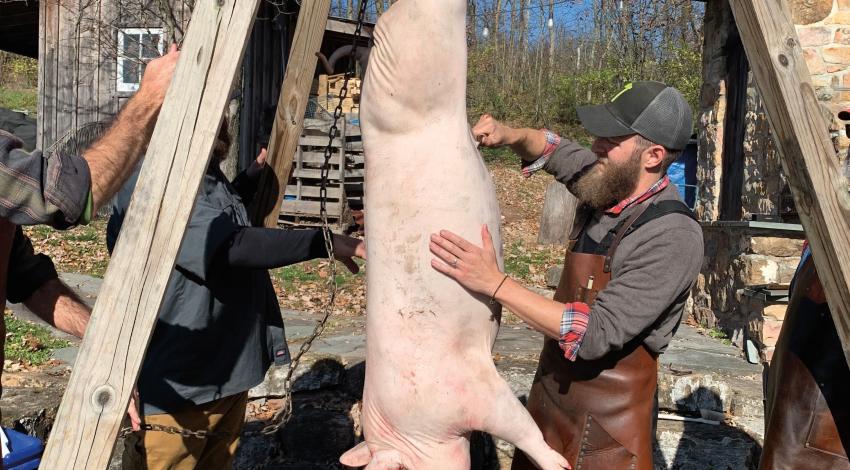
top-left (569, 151), bottom-right (642, 210)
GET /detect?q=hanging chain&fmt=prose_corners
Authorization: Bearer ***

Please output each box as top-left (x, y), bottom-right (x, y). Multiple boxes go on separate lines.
top-left (118, 3), bottom-right (370, 449)
top-left (119, 423), bottom-right (233, 440)
top-left (256, 0), bottom-right (370, 440)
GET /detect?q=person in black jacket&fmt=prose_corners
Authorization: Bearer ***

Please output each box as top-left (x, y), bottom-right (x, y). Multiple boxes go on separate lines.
top-left (114, 121), bottom-right (365, 469)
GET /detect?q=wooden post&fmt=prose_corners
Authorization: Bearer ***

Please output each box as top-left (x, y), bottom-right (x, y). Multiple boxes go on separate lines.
top-left (40, 1), bottom-right (260, 467)
top-left (728, 0), bottom-right (850, 366)
top-left (537, 180), bottom-right (578, 245)
top-left (250, 0), bottom-right (332, 227)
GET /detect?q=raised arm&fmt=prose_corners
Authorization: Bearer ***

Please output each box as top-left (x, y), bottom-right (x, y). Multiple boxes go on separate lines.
top-left (471, 114), bottom-right (549, 162)
top-left (83, 44), bottom-right (180, 213)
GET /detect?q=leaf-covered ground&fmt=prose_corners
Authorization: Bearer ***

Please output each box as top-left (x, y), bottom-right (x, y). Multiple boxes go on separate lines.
top-left (22, 157), bottom-right (564, 321)
top-left (3, 311), bottom-right (70, 367)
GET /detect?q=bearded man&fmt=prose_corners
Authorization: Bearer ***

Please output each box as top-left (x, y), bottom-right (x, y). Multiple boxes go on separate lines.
top-left (429, 81), bottom-right (704, 469)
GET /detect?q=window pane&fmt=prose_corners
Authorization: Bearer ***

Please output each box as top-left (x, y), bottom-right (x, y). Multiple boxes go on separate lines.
top-left (125, 34), bottom-right (141, 59)
top-left (122, 61), bottom-right (140, 84)
top-left (141, 34), bottom-right (161, 58)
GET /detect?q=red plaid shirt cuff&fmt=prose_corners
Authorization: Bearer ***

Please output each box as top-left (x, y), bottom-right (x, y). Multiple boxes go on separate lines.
top-left (520, 129), bottom-right (561, 178)
top-left (558, 302), bottom-right (590, 361)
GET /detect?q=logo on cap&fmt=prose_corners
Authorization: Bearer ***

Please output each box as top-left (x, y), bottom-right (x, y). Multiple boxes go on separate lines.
top-left (611, 83), bottom-right (634, 102)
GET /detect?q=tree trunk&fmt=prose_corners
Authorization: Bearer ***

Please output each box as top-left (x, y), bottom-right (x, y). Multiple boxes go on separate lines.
top-left (538, 180), bottom-right (579, 245)
top-left (548, 0), bottom-right (555, 80)
top-left (468, 0), bottom-right (477, 48)
top-left (518, 0), bottom-right (528, 71)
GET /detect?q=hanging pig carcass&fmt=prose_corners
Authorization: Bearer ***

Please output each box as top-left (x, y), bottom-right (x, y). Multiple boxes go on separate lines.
top-left (340, 1), bottom-right (569, 469)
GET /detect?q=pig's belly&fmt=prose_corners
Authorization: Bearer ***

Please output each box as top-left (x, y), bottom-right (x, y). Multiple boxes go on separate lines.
top-left (363, 125), bottom-right (503, 433)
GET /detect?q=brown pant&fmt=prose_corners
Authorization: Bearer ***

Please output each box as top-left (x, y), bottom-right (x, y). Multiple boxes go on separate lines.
top-left (122, 392), bottom-right (248, 470)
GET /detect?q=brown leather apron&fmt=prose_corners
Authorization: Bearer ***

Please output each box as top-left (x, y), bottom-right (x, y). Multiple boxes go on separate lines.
top-left (512, 204), bottom-right (658, 470)
top-left (760, 255), bottom-right (850, 469)
top-left (0, 219), bottom-right (17, 396)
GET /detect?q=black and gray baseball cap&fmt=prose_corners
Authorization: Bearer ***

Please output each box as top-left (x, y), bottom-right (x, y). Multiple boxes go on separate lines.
top-left (576, 81), bottom-right (693, 151)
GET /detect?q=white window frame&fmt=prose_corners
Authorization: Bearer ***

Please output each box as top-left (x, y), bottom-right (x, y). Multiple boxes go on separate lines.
top-left (117, 27), bottom-right (166, 93)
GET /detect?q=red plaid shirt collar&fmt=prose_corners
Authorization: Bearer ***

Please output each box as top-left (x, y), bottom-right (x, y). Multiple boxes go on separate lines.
top-left (604, 176), bottom-right (670, 215)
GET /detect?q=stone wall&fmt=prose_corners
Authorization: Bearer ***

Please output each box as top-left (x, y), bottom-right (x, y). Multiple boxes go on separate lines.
top-left (796, 0), bottom-right (850, 153)
top-left (692, 0), bottom-right (850, 351)
top-left (740, 80), bottom-right (783, 219)
top-left (698, 0), bottom-right (847, 224)
top-left (696, 0), bottom-right (734, 222)
top-left (690, 224), bottom-right (804, 343)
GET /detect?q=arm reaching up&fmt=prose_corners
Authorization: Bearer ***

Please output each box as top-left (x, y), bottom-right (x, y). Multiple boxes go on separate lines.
top-left (472, 114), bottom-right (548, 162)
top-left (83, 44), bottom-right (180, 212)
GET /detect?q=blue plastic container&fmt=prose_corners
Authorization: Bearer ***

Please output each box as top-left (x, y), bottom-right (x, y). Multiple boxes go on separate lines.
top-left (668, 139), bottom-right (698, 209)
top-left (2, 427), bottom-right (43, 470)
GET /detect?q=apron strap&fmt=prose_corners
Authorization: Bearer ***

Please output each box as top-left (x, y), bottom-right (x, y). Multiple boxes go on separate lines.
top-left (603, 201), bottom-right (653, 273)
top-left (568, 205), bottom-right (592, 250)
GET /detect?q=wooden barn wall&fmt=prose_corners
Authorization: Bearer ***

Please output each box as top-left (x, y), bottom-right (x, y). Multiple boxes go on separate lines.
top-left (38, 0), bottom-right (192, 150)
top-left (38, 0), bottom-right (304, 166)
top-left (39, 0), bottom-right (111, 150)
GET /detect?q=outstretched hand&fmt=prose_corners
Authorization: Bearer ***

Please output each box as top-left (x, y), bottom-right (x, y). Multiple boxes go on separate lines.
top-left (332, 233), bottom-right (366, 274)
top-left (430, 225), bottom-right (504, 296)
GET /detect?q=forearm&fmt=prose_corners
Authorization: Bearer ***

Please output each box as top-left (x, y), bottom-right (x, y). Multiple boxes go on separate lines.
top-left (83, 90), bottom-right (161, 213)
top-left (493, 278), bottom-right (562, 339)
top-left (220, 227), bottom-right (327, 269)
top-left (505, 128), bottom-right (549, 162)
top-left (23, 278), bottom-right (90, 338)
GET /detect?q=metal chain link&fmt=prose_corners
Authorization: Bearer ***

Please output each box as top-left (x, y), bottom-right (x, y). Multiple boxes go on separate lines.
top-left (116, 3), bottom-right (370, 452)
top-left (256, 0), bottom-right (369, 435)
top-left (251, 4), bottom-right (371, 469)
top-left (118, 423), bottom-right (233, 440)
top-left (248, 0), bottom-right (369, 470)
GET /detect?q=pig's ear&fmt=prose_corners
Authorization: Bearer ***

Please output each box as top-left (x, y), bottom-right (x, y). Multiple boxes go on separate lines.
top-left (340, 441), bottom-right (372, 466)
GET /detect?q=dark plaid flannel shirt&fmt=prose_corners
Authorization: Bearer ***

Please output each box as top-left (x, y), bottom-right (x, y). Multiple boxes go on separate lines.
top-left (0, 130), bottom-right (92, 229)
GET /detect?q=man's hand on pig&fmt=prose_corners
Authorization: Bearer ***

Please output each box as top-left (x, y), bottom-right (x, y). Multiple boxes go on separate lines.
top-left (472, 114), bottom-right (514, 148)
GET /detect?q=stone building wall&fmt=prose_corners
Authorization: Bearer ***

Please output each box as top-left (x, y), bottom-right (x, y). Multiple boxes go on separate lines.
top-left (691, 1), bottom-right (849, 356)
top-left (739, 82), bottom-right (783, 220)
top-left (691, 226), bottom-right (805, 333)
top-left (796, 0), bottom-right (850, 145)
top-left (698, 0), bottom-right (848, 224)
top-left (695, 0), bottom-right (733, 222)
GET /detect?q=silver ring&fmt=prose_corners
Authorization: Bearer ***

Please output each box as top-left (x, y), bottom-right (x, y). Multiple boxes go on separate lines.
top-left (450, 257), bottom-right (459, 268)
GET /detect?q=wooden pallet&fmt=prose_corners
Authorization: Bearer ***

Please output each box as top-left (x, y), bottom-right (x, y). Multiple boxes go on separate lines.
top-left (278, 118), bottom-right (363, 230)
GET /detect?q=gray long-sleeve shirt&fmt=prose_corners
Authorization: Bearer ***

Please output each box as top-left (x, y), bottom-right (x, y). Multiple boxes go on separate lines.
top-left (544, 140), bottom-right (704, 360)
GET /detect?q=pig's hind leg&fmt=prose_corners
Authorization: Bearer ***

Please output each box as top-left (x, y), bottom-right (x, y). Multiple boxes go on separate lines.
top-left (474, 372), bottom-right (571, 470)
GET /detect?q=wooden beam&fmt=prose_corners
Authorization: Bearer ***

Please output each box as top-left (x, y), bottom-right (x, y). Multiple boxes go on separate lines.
top-left (728, 0), bottom-right (850, 366)
top-left (326, 17), bottom-right (373, 38)
top-left (40, 1), bottom-right (260, 467)
top-left (250, 0), bottom-right (332, 227)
